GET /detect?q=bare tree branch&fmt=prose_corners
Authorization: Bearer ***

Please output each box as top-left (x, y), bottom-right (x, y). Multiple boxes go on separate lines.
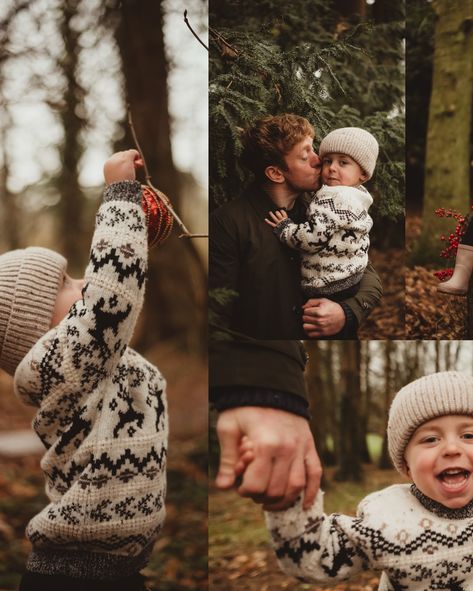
top-left (183, 10), bottom-right (208, 51)
top-left (127, 106), bottom-right (207, 239)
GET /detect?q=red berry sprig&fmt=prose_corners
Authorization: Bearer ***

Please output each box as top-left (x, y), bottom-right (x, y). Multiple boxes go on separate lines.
top-left (433, 205), bottom-right (472, 281)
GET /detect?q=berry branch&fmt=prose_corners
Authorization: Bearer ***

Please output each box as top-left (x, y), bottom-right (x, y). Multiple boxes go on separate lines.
top-left (433, 207), bottom-right (470, 281)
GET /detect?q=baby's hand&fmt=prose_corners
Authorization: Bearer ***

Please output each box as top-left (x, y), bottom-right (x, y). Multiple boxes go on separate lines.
top-left (265, 209), bottom-right (289, 228)
top-left (234, 435), bottom-right (255, 477)
top-left (103, 149), bottom-right (144, 185)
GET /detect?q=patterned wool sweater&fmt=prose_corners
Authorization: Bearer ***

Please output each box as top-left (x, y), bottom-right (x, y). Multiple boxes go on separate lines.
top-left (14, 180), bottom-right (168, 580)
top-left (266, 483), bottom-right (473, 590)
top-left (274, 184), bottom-right (373, 296)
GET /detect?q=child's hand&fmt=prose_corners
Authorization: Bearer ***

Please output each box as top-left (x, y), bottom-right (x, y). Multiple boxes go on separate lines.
top-left (264, 209), bottom-right (289, 228)
top-left (103, 149), bottom-right (144, 185)
top-left (234, 436), bottom-right (255, 477)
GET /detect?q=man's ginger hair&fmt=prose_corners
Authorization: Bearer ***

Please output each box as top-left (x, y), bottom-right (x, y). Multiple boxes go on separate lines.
top-left (241, 113), bottom-right (315, 180)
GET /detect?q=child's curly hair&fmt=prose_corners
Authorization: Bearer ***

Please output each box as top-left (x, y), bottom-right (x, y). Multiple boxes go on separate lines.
top-left (241, 113), bottom-right (315, 180)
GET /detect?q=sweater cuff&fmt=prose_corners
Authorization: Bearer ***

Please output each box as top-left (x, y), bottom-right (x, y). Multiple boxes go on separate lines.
top-left (273, 217), bottom-right (292, 237)
top-left (210, 386), bottom-right (310, 419)
top-left (339, 301), bottom-right (359, 334)
top-left (104, 180), bottom-right (142, 205)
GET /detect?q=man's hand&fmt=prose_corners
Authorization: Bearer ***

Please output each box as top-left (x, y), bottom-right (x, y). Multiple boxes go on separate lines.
top-left (215, 406), bottom-right (321, 510)
top-left (265, 209), bottom-right (288, 228)
top-left (103, 149), bottom-right (143, 185)
top-left (302, 298), bottom-right (346, 338)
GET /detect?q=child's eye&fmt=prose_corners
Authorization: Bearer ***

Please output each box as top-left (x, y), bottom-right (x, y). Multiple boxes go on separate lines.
top-left (422, 436), bottom-right (438, 444)
top-left (462, 432), bottom-right (473, 440)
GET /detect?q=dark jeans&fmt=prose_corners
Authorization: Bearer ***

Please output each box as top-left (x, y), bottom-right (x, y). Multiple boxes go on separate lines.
top-left (462, 214), bottom-right (473, 245)
top-left (19, 571), bottom-right (149, 591)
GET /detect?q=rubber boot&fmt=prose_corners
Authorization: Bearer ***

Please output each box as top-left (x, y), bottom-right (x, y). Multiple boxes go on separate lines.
top-left (438, 244), bottom-right (473, 295)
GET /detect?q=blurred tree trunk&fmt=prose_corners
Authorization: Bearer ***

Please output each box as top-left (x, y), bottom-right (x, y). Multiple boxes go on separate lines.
top-left (0, 1), bottom-right (30, 250)
top-left (305, 342), bottom-right (329, 463)
top-left (325, 342), bottom-right (339, 466)
top-left (435, 340), bottom-right (441, 372)
top-left (379, 340), bottom-right (394, 469)
top-left (56, 0), bottom-right (86, 272)
top-left (335, 341), bottom-right (362, 482)
top-left (419, 0), bottom-right (473, 256)
top-left (359, 341), bottom-right (371, 464)
top-left (0, 97), bottom-right (19, 249)
top-left (116, 0), bottom-right (206, 354)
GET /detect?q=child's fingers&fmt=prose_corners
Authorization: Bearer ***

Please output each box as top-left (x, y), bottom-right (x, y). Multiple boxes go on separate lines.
top-left (264, 218), bottom-right (276, 227)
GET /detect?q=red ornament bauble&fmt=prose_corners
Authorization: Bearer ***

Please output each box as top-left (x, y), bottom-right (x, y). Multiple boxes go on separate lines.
top-left (141, 185), bottom-right (174, 247)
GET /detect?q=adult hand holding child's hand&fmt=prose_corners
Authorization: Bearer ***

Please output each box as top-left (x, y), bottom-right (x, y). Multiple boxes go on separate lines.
top-left (103, 149), bottom-right (144, 184)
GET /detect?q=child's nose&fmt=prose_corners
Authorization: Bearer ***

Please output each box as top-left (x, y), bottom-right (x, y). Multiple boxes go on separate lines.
top-left (443, 439), bottom-right (461, 455)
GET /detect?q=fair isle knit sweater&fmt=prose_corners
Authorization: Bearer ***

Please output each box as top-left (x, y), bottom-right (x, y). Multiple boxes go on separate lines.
top-left (266, 484), bottom-right (473, 590)
top-left (274, 184), bottom-right (373, 296)
top-left (14, 181), bottom-right (167, 580)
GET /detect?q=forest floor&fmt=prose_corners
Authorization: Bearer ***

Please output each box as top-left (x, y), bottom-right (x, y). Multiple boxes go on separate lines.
top-left (210, 464), bottom-right (405, 591)
top-left (405, 213), bottom-right (468, 339)
top-left (358, 247), bottom-right (405, 340)
top-left (0, 345), bottom-right (208, 591)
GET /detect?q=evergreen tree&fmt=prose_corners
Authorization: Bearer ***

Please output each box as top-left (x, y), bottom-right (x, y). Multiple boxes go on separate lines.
top-left (209, 0), bottom-right (405, 245)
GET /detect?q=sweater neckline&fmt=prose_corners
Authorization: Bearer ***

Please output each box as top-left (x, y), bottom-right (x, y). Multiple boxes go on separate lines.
top-left (410, 484), bottom-right (473, 519)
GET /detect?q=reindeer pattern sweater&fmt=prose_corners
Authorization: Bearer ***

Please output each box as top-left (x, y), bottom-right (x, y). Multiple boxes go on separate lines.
top-left (266, 484), bottom-right (473, 590)
top-left (274, 184), bottom-right (373, 296)
top-left (14, 181), bottom-right (167, 580)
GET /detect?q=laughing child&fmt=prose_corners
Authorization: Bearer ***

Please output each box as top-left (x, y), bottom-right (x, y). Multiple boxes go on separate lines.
top-left (242, 371), bottom-right (473, 590)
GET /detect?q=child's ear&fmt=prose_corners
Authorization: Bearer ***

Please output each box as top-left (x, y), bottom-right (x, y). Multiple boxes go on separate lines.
top-left (359, 170), bottom-right (369, 183)
top-left (404, 460), bottom-right (411, 477)
top-left (264, 165), bottom-right (286, 184)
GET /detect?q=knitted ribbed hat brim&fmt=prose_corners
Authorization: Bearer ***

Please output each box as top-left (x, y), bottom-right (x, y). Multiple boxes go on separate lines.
top-left (0, 247), bottom-right (67, 376)
top-left (319, 127), bottom-right (379, 180)
top-left (388, 371), bottom-right (473, 474)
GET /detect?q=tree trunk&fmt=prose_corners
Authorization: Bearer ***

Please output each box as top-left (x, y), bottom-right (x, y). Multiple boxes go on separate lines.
top-left (56, 0), bottom-right (86, 272)
top-left (419, 0), bottom-right (473, 257)
top-left (379, 340), bottom-right (394, 469)
top-left (335, 341), bottom-right (363, 482)
top-left (305, 342), bottom-right (329, 464)
top-left (116, 0), bottom-right (207, 353)
top-left (359, 341), bottom-right (371, 464)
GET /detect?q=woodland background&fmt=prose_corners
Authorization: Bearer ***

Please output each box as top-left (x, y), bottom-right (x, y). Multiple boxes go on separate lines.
top-left (210, 339), bottom-right (473, 590)
top-left (209, 0), bottom-right (405, 339)
top-left (406, 0), bottom-right (473, 338)
top-left (0, 1), bottom-right (207, 589)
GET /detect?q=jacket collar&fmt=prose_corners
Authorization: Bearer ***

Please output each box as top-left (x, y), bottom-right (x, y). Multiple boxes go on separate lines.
top-left (246, 183), bottom-right (309, 222)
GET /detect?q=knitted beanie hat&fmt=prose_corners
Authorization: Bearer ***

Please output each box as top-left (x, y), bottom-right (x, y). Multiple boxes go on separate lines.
top-left (0, 247), bottom-right (67, 376)
top-left (388, 371), bottom-right (473, 474)
top-left (319, 127), bottom-right (379, 179)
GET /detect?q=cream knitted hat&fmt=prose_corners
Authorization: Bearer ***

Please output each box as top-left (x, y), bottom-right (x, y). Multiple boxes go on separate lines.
top-left (388, 371), bottom-right (473, 474)
top-left (319, 127), bottom-right (379, 179)
top-left (0, 247), bottom-right (67, 376)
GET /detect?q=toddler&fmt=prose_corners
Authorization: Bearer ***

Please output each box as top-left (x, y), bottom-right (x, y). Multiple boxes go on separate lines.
top-left (265, 127), bottom-right (378, 302)
top-left (0, 150), bottom-right (167, 591)
top-left (241, 371), bottom-right (473, 589)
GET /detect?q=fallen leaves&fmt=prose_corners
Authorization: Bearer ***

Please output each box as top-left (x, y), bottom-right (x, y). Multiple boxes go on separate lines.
top-left (406, 265), bottom-right (467, 338)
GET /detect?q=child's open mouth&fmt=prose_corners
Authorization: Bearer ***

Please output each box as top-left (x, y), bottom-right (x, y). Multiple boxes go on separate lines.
top-left (436, 468), bottom-right (471, 489)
